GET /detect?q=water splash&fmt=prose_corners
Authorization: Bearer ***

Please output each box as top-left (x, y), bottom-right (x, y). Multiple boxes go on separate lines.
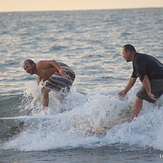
top-left (2, 81), bottom-right (163, 151)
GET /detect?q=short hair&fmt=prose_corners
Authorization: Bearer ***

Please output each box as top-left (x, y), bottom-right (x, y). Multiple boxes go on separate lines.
top-left (123, 44), bottom-right (136, 53)
top-left (24, 59), bottom-right (35, 65)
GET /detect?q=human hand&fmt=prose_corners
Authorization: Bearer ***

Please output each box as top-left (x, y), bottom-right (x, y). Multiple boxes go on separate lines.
top-left (118, 90), bottom-right (127, 98)
top-left (60, 69), bottom-right (67, 78)
top-left (147, 92), bottom-right (158, 101)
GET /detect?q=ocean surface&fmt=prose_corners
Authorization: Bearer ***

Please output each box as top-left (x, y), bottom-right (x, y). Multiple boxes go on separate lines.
top-left (0, 8), bottom-right (163, 162)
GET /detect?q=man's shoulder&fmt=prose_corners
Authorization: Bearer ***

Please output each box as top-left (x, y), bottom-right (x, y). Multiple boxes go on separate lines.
top-left (133, 53), bottom-right (149, 67)
top-left (136, 53), bottom-right (157, 61)
top-left (37, 60), bottom-right (48, 64)
top-left (134, 53), bottom-right (150, 61)
top-left (36, 60), bottom-right (50, 69)
top-left (36, 60), bottom-right (44, 67)
top-left (135, 52), bottom-right (148, 57)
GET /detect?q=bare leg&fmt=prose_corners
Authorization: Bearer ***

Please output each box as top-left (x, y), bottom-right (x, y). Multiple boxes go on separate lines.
top-left (41, 87), bottom-right (50, 110)
top-left (130, 97), bottom-right (143, 121)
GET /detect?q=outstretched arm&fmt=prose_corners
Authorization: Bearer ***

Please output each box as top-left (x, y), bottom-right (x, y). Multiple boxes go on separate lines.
top-left (118, 77), bottom-right (137, 98)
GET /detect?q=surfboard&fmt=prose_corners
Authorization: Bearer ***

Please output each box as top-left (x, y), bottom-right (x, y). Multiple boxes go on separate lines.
top-left (0, 115), bottom-right (53, 138)
top-left (73, 116), bottom-right (130, 135)
top-left (0, 115), bottom-right (52, 127)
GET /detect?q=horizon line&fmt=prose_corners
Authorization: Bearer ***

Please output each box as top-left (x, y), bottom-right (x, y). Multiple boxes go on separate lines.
top-left (0, 6), bottom-right (162, 13)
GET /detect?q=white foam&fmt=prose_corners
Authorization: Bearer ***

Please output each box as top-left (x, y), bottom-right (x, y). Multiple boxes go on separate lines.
top-left (100, 104), bottom-right (163, 150)
top-left (3, 83), bottom-right (163, 151)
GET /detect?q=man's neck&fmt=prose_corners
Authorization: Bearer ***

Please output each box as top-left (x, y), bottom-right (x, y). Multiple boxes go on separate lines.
top-left (131, 52), bottom-right (136, 61)
top-left (33, 65), bottom-right (38, 75)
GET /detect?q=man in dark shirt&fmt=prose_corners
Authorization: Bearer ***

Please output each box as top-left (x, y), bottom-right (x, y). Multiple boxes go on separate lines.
top-left (118, 44), bottom-right (163, 121)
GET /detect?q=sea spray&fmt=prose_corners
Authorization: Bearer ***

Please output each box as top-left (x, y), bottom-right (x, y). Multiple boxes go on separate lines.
top-left (100, 102), bottom-right (163, 150)
top-left (21, 81), bottom-right (87, 115)
top-left (3, 81), bottom-right (163, 151)
top-left (2, 86), bottom-right (134, 151)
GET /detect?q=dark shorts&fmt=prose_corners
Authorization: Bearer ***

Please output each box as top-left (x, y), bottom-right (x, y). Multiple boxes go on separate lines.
top-left (136, 79), bottom-right (163, 103)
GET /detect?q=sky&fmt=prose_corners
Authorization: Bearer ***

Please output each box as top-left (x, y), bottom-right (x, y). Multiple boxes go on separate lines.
top-left (0, 0), bottom-right (163, 12)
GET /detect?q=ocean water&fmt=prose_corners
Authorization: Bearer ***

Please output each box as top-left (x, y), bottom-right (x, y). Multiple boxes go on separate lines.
top-left (0, 8), bottom-right (163, 162)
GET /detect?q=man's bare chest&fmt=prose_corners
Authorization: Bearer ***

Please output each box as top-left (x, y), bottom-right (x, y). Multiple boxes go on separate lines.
top-left (38, 67), bottom-right (58, 80)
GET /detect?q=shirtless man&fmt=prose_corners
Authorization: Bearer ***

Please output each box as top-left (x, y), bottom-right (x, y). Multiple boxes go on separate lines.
top-left (118, 44), bottom-right (163, 121)
top-left (23, 59), bottom-right (75, 111)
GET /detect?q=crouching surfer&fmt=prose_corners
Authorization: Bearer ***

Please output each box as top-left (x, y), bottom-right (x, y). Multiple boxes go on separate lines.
top-left (23, 59), bottom-right (75, 113)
